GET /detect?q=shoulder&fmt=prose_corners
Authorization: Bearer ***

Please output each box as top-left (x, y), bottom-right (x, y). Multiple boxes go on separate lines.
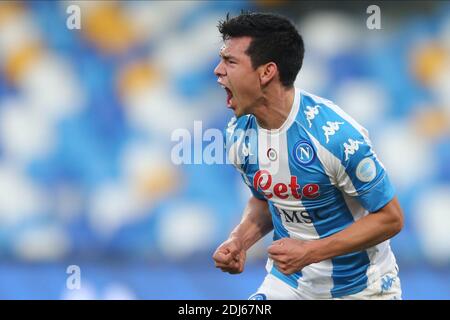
top-left (224, 114), bottom-right (255, 142)
top-left (297, 90), bottom-right (371, 162)
top-left (301, 90), bottom-right (367, 132)
top-left (224, 114), bottom-right (258, 172)
top-left (225, 114), bottom-right (254, 130)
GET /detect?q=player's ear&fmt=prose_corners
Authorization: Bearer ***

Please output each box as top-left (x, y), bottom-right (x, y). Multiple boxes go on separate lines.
top-left (259, 62), bottom-right (277, 86)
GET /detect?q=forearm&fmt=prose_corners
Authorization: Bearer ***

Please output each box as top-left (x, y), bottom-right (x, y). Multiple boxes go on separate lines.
top-left (230, 196), bottom-right (273, 251)
top-left (309, 198), bottom-right (403, 263)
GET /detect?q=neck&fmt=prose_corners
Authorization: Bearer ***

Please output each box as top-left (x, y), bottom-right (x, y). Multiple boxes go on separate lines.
top-left (253, 85), bottom-right (295, 130)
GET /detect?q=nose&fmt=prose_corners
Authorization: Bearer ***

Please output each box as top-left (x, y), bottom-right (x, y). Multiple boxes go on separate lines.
top-left (214, 60), bottom-right (225, 77)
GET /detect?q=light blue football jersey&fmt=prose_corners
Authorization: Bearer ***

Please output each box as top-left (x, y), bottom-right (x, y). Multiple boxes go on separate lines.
top-left (225, 87), bottom-right (399, 298)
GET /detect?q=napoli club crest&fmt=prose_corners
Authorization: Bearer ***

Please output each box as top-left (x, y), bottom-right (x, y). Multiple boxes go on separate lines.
top-left (293, 141), bottom-right (315, 166)
top-left (248, 293), bottom-right (267, 300)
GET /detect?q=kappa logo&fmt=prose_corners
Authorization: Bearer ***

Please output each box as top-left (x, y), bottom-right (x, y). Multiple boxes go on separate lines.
top-left (343, 139), bottom-right (364, 161)
top-left (227, 116), bottom-right (237, 127)
top-left (322, 121), bottom-right (344, 143)
top-left (381, 275), bottom-right (396, 293)
top-left (293, 141), bottom-right (315, 165)
top-left (226, 116), bottom-right (238, 135)
top-left (304, 105), bottom-right (320, 128)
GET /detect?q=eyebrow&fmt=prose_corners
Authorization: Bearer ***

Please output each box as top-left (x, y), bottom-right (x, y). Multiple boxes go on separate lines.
top-left (219, 53), bottom-right (238, 61)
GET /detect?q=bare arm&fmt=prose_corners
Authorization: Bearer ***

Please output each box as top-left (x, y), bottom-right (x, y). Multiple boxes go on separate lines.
top-left (310, 196), bottom-right (403, 262)
top-left (268, 197), bottom-right (404, 275)
top-left (229, 195), bottom-right (273, 250)
top-left (213, 195), bottom-right (273, 274)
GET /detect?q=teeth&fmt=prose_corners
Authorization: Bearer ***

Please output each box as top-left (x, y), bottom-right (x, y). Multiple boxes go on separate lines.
top-left (221, 85), bottom-right (225, 89)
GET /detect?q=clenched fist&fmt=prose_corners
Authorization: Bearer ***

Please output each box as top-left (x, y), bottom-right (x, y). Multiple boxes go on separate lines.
top-left (268, 238), bottom-right (315, 275)
top-left (212, 238), bottom-right (246, 274)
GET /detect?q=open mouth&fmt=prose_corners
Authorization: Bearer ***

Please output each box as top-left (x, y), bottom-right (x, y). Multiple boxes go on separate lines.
top-left (221, 85), bottom-right (234, 108)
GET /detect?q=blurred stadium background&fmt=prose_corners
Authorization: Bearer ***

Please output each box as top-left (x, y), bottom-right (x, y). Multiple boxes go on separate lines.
top-left (0, 0), bottom-right (449, 299)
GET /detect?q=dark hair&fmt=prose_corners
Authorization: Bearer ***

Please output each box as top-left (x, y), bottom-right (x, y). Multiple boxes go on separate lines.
top-left (218, 12), bottom-right (304, 87)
